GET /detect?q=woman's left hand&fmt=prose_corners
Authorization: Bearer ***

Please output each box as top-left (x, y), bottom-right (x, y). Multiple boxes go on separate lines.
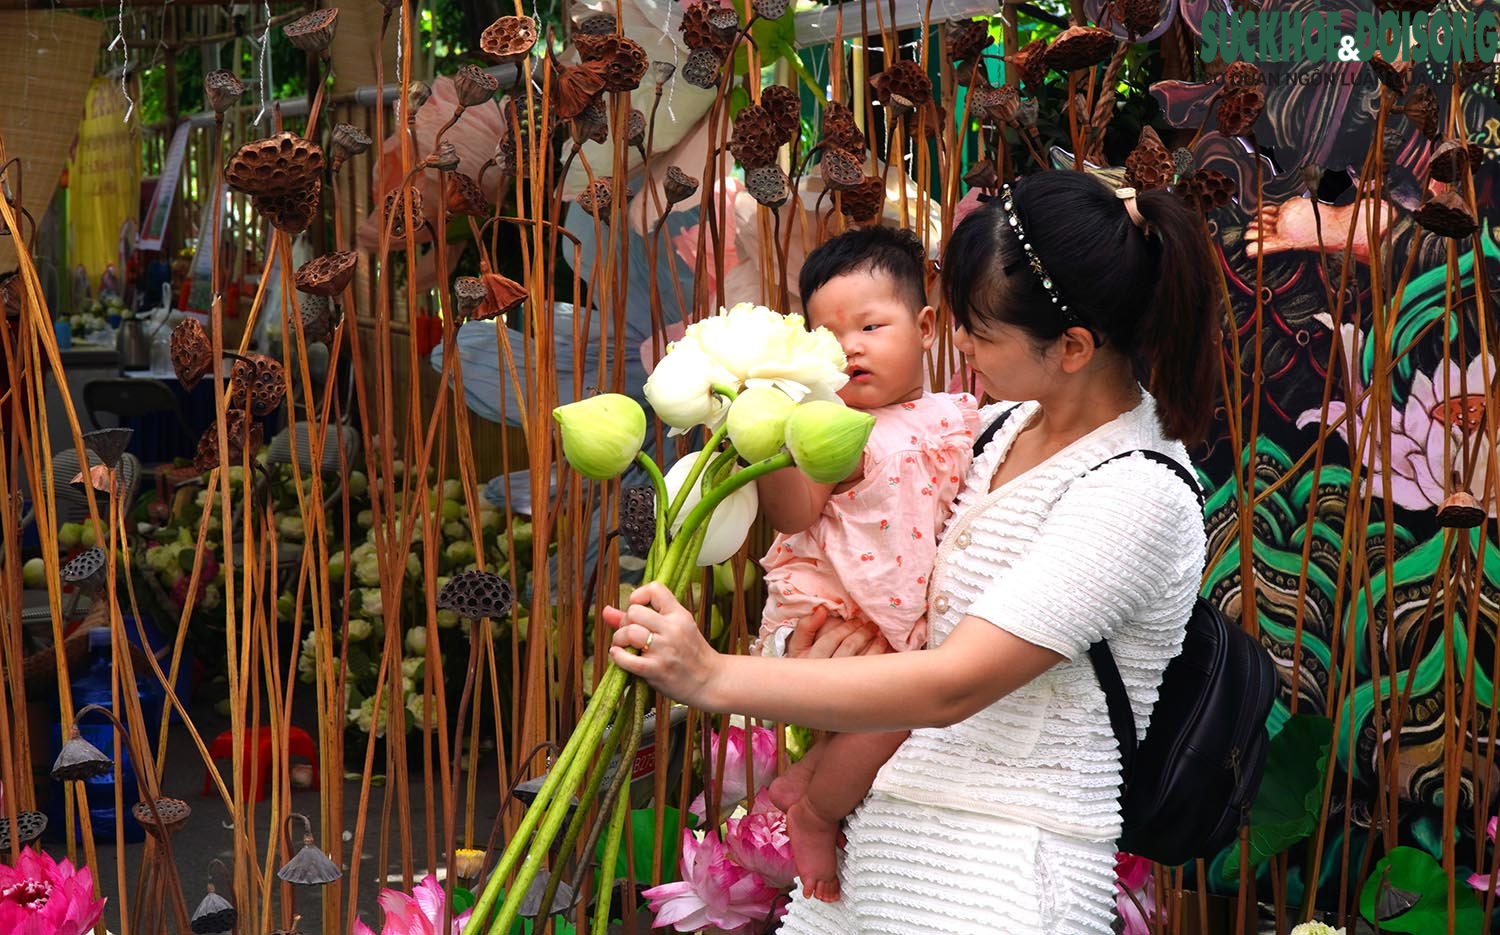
top-left (606, 581), bottom-right (723, 704)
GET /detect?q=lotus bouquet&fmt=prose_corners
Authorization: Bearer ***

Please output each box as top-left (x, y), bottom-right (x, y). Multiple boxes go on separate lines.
top-left (462, 304), bottom-right (874, 935)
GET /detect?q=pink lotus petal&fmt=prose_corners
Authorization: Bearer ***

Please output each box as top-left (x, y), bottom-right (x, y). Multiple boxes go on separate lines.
top-left (1467, 871), bottom-right (1498, 896)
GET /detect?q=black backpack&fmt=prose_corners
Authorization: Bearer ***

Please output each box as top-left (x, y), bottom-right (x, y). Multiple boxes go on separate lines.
top-left (972, 408), bottom-right (1276, 866)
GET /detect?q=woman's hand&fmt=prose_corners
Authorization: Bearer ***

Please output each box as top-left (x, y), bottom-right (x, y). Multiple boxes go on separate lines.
top-left (786, 607), bottom-right (891, 658)
top-left (606, 581), bottom-right (723, 704)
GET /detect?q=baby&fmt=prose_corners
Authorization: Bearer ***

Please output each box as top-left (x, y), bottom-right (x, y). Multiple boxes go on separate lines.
top-left (753, 226), bottom-right (978, 901)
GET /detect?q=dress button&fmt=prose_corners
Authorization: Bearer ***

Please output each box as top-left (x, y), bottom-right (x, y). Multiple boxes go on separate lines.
top-left (933, 595), bottom-right (950, 614)
top-left (955, 531), bottom-right (972, 549)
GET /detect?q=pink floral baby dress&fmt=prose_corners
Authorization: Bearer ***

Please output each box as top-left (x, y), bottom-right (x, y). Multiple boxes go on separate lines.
top-left (755, 392), bottom-right (981, 656)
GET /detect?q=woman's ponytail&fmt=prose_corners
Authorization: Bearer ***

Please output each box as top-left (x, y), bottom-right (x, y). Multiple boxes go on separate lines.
top-left (1131, 189), bottom-right (1222, 445)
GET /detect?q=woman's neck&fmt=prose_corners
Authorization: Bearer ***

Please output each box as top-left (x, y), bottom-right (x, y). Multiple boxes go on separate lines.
top-left (1028, 367), bottom-right (1142, 444)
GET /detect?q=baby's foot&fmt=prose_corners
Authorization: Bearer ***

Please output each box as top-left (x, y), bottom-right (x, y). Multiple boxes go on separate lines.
top-left (768, 759), bottom-right (813, 812)
top-left (787, 799), bottom-right (842, 902)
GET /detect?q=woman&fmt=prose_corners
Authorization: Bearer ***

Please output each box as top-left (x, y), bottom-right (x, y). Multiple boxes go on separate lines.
top-left (605, 170), bottom-right (1221, 934)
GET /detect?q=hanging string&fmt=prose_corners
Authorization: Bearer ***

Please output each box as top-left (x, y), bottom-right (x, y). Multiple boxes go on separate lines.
top-left (108, 0), bottom-right (134, 125)
top-left (253, 0), bottom-right (272, 127)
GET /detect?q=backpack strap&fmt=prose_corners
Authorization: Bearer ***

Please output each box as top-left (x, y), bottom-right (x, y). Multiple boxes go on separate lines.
top-left (1083, 449), bottom-right (1204, 790)
top-left (969, 405), bottom-right (1022, 457)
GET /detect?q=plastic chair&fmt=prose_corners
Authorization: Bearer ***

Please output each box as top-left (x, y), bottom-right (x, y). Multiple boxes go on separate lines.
top-left (202, 726), bottom-right (319, 803)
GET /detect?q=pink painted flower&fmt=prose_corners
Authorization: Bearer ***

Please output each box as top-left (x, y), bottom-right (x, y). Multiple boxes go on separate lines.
top-left (691, 725), bottom-right (779, 821)
top-left (1298, 317), bottom-right (1495, 517)
top-left (352, 875), bottom-right (471, 935)
top-left (725, 799), bottom-right (796, 889)
top-left (644, 830), bottom-right (781, 933)
top-left (1466, 815), bottom-right (1499, 894)
top-left (1114, 851), bottom-right (1157, 935)
top-left (0, 846), bottom-right (106, 935)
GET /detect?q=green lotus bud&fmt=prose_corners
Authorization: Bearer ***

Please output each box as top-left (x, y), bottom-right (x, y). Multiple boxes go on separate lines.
top-left (347, 617), bottom-right (373, 641)
top-left (347, 471), bottom-right (369, 498)
top-left (328, 551), bottom-right (346, 580)
top-left (58, 522), bottom-right (84, 549)
top-left (552, 394), bottom-right (646, 480)
top-left (725, 386), bottom-right (796, 462)
top-left (443, 520), bottom-right (468, 541)
top-left (441, 500), bottom-right (464, 523)
top-left (712, 558), bottom-right (760, 597)
top-left (784, 400), bottom-right (875, 484)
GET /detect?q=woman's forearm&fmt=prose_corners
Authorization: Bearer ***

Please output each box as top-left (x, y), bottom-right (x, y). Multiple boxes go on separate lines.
top-left (695, 619), bottom-right (1065, 731)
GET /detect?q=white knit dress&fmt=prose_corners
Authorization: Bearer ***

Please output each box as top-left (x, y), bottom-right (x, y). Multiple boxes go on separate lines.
top-left (777, 395), bottom-right (1207, 935)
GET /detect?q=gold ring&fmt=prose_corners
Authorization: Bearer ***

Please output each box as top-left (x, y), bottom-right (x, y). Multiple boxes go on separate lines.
top-left (643, 632), bottom-right (655, 653)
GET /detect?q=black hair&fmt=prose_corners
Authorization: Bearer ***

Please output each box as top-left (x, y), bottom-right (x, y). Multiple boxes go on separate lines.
top-left (798, 225), bottom-right (928, 313)
top-left (941, 170), bottom-right (1221, 444)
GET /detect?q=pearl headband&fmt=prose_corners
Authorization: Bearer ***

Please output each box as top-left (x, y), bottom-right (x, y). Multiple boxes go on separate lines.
top-left (998, 182), bottom-right (1085, 333)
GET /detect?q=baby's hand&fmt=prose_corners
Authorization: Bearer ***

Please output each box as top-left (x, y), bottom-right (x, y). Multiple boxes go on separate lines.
top-left (785, 607), bottom-right (891, 658)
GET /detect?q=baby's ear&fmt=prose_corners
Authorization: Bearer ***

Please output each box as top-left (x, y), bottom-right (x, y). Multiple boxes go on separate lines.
top-left (917, 305), bottom-right (937, 350)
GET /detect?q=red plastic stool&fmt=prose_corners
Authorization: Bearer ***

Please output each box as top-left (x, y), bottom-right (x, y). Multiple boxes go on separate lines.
top-left (202, 727), bottom-right (319, 802)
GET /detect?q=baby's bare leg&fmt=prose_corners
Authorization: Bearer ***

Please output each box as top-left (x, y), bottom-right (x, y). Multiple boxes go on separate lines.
top-left (787, 729), bottom-right (909, 902)
top-left (768, 738), bottom-right (826, 812)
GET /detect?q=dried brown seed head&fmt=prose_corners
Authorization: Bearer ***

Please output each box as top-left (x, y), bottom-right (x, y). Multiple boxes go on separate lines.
top-left (204, 70), bottom-right (246, 114)
top-left (1413, 189), bottom-right (1477, 238)
top-left (295, 251), bottom-right (358, 297)
top-left (819, 146), bottom-right (865, 191)
top-left (839, 175), bottom-right (886, 223)
top-left (575, 12), bottom-right (616, 35)
top-left (1003, 37), bottom-right (1050, 89)
top-left (663, 166), bottom-right (699, 205)
top-left (759, 85), bottom-right (801, 143)
top-left (1124, 126), bottom-right (1173, 191)
top-left (475, 274), bottom-right (526, 321)
top-left (1402, 83), bottom-right (1441, 141)
top-left (1428, 139), bottom-right (1470, 184)
top-left (946, 19), bottom-right (990, 64)
top-left (1043, 25), bottom-right (1116, 73)
top-left (481, 15), bottom-right (539, 64)
top-left (962, 159), bottom-right (999, 190)
top-left (454, 276), bottom-right (486, 317)
top-left (284, 8), bottom-right (339, 55)
top-left (330, 123), bottom-right (372, 171)
top-left (171, 319), bottom-right (213, 391)
top-left (871, 60), bottom-right (932, 109)
top-left (251, 181), bottom-right (322, 235)
top-left (453, 63), bottom-right (500, 108)
top-left (1437, 490), bottom-right (1485, 528)
top-left (752, 0), bottom-right (789, 19)
top-left (52, 731), bottom-right (113, 781)
top-left (575, 33), bottom-right (649, 93)
top-left (231, 353), bottom-right (287, 418)
top-left (436, 570), bottom-right (515, 620)
top-left (1368, 53), bottom-right (1411, 95)
top-left (745, 165), bottom-right (790, 208)
top-left (681, 48), bottom-right (724, 89)
top-left (194, 409), bottom-right (264, 473)
top-left (446, 172), bottom-right (491, 218)
top-left (225, 132), bottom-right (325, 198)
top-left (650, 61), bottom-right (677, 86)
top-left (728, 104), bottom-right (783, 169)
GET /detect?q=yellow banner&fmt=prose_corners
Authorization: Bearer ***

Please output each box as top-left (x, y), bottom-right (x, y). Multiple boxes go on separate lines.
top-left (67, 78), bottom-right (140, 292)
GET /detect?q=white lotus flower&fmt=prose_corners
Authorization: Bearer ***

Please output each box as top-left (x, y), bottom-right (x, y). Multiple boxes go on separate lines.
top-left (644, 341), bottom-right (735, 434)
top-left (644, 303), bottom-right (848, 434)
top-left (663, 450), bottom-right (759, 566)
top-left (685, 303), bottom-right (848, 403)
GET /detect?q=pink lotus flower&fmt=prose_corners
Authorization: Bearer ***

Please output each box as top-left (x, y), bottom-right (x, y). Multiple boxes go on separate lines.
top-left (691, 725), bottom-right (778, 821)
top-left (1114, 852), bottom-right (1157, 935)
top-left (0, 846), bottom-right (106, 935)
top-left (644, 830), bottom-right (781, 933)
top-left (1466, 816), bottom-right (1499, 894)
top-left (352, 875), bottom-right (471, 935)
top-left (725, 799), bottom-right (796, 889)
top-left (1298, 317), bottom-right (1495, 517)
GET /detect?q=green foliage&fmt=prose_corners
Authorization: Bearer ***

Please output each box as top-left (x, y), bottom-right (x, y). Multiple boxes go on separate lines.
top-left (1222, 713), bottom-right (1335, 882)
top-left (597, 806), bottom-right (683, 884)
top-left (1358, 847), bottom-right (1485, 935)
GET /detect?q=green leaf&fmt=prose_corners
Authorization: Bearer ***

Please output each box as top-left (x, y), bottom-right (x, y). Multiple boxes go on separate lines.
top-left (1221, 713), bottom-right (1334, 883)
top-left (1358, 846), bottom-right (1485, 935)
top-left (451, 886), bottom-right (476, 914)
top-left (596, 806), bottom-right (682, 884)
